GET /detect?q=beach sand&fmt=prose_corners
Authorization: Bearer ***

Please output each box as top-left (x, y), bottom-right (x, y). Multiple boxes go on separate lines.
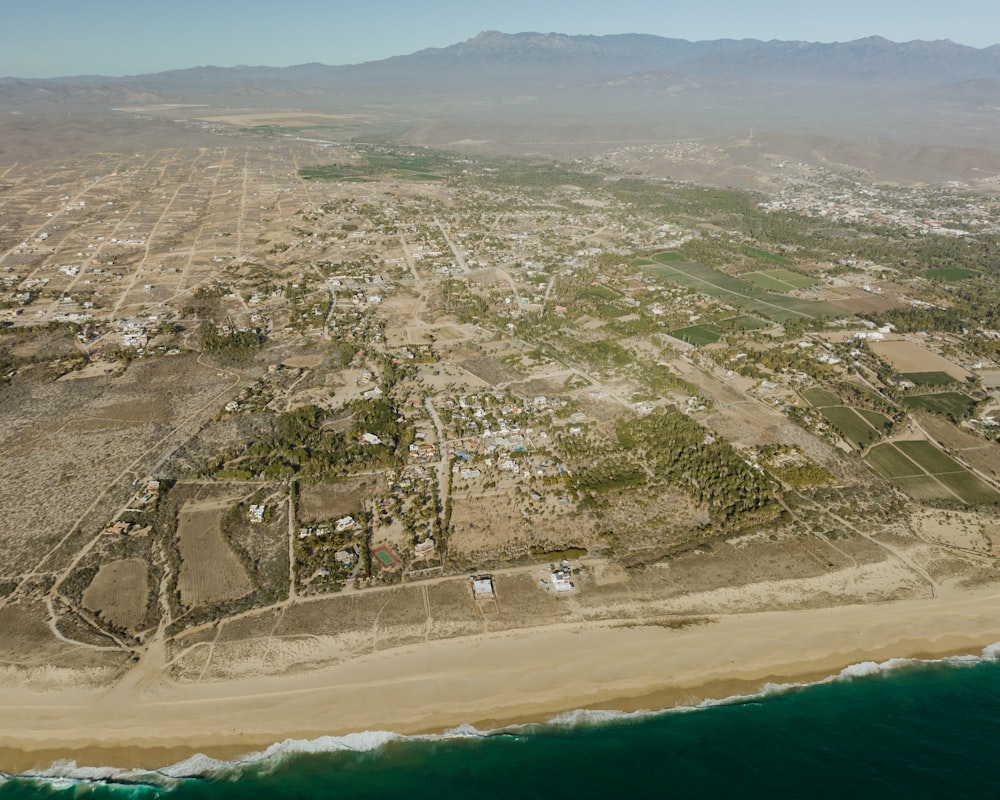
top-left (2, 577), bottom-right (1000, 774)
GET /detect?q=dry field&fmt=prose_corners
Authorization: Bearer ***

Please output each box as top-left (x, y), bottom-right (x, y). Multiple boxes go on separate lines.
top-left (298, 475), bottom-right (384, 523)
top-left (194, 112), bottom-right (367, 127)
top-left (916, 413), bottom-right (1000, 479)
top-left (0, 355), bottom-right (236, 574)
top-left (826, 287), bottom-right (904, 314)
top-left (176, 502), bottom-right (253, 609)
top-left (82, 558), bottom-right (149, 630)
top-left (870, 340), bottom-right (971, 381)
top-left (449, 489), bottom-right (598, 558)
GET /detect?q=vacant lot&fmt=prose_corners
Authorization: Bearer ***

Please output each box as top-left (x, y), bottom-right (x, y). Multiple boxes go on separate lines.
top-left (871, 341), bottom-right (971, 382)
top-left (177, 503), bottom-right (253, 609)
top-left (298, 475), bottom-right (384, 523)
top-left (82, 558), bottom-right (149, 631)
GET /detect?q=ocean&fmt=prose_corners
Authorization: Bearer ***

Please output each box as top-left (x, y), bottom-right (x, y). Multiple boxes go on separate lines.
top-left (4, 647), bottom-right (1000, 799)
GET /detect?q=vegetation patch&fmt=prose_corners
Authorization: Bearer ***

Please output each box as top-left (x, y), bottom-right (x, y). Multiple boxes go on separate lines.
top-left (721, 315), bottom-right (768, 331)
top-left (818, 405), bottom-right (881, 449)
top-left (802, 387), bottom-right (841, 408)
top-left (866, 443), bottom-right (923, 478)
top-left (739, 246), bottom-right (796, 266)
top-left (934, 472), bottom-right (1000, 504)
top-left (903, 392), bottom-right (976, 421)
top-left (670, 324), bottom-right (722, 346)
top-left (902, 371), bottom-right (958, 387)
top-left (925, 268), bottom-right (980, 281)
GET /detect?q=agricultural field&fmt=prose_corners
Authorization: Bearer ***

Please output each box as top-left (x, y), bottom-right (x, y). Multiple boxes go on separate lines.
top-left (176, 502), bottom-right (254, 609)
top-left (739, 246), bottom-right (796, 266)
top-left (721, 315), bottom-right (768, 331)
top-left (642, 255), bottom-right (840, 322)
top-left (81, 559), bottom-right (149, 631)
top-left (743, 269), bottom-right (816, 292)
top-left (865, 441), bottom-right (1000, 504)
top-left (818, 405), bottom-right (883, 449)
top-left (903, 371), bottom-right (960, 387)
top-left (925, 268), bottom-right (980, 281)
top-left (669, 324), bottom-right (722, 346)
top-left (801, 387), bottom-right (890, 449)
top-left (903, 392), bottom-right (977, 419)
top-left (870, 341), bottom-right (971, 382)
top-left (801, 387), bottom-right (841, 408)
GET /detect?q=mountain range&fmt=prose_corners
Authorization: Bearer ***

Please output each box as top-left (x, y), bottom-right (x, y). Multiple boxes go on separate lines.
top-left (3, 32), bottom-right (999, 183)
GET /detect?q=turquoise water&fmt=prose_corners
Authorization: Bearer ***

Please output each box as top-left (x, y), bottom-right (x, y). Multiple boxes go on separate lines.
top-left (4, 650), bottom-right (1000, 798)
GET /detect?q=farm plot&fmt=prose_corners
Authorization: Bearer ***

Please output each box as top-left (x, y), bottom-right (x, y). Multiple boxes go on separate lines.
top-left (894, 440), bottom-right (964, 474)
top-left (870, 341), bottom-right (971, 382)
top-left (739, 246), bottom-right (796, 266)
top-left (866, 441), bottom-right (1000, 504)
top-left (743, 269), bottom-right (816, 292)
top-left (926, 268), bottom-right (979, 281)
top-left (818, 405), bottom-right (881, 449)
top-left (82, 558), bottom-right (149, 631)
top-left (903, 371), bottom-right (959, 387)
top-left (177, 504), bottom-right (253, 609)
top-left (669, 324), bottom-right (721, 346)
top-left (802, 387), bottom-right (841, 408)
top-left (721, 315), bottom-right (768, 331)
top-left (903, 392), bottom-right (976, 419)
top-left (642, 257), bottom-right (839, 323)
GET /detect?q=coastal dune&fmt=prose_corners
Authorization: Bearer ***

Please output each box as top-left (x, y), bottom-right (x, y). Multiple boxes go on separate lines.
top-left (2, 579), bottom-right (1000, 773)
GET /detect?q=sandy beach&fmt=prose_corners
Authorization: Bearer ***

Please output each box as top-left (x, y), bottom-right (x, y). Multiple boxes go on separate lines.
top-left (3, 578), bottom-right (1000, 774)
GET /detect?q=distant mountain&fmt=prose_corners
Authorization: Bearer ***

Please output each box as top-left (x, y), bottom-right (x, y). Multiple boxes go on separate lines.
top-left (4, 31), bottom-right (1000, 102)
top-left (3, 31), bottom-right (1000, 176)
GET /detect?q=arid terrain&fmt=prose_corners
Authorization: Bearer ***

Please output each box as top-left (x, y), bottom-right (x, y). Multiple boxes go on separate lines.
top-left (1, 55), bottom-right (1000, 767)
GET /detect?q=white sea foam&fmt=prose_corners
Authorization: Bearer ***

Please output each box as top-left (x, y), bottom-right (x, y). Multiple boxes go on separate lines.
top-left (7, 641), bottom-right (1000, 788)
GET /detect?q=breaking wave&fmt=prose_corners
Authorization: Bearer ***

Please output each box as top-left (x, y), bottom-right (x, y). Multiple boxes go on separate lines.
top-left (5, 641), bottom-right (1000, 791)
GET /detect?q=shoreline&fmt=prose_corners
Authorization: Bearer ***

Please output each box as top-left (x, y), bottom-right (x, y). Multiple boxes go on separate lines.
top-left (3, 582), bottom-right (1000, 776)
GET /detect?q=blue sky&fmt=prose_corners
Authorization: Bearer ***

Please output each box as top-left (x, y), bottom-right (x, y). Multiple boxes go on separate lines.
top-left (3, 0), bottom-right (998, 78)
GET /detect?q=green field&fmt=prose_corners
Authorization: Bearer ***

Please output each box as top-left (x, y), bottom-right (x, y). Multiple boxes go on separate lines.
top-left (722, 315), bottom-right (769, 331)
top-left (856, 408), bottom-right (893, 434)
top-left (890, 475), bottom-right (956, 502)
top-left (903, 392), bottom-right (976, 419)
top-left (802, 387), bottom-right (841, 408)
top-left (642, 257), bottom-right (840, 323)
top-left (651, 251), bottom-right (688, 263)
top-left (739, 246), bottom-right (795, 266)
top-left (894, 440), bottom-right (963, 474)
top-left (902, 371), bottom-right (957, 387)
top-left (866, 440), bottom-right (1000, 504)
top-left (866, 443), bottom-right (923, 478)
top-left (743, 273), bottom-right (792, 292)
top-left (926, 268), bottom-right (980, 281)
top-left (767, 269), bottom-right (817, 289)
top-left (819, 405), bottom-right (881, 449)
top-left (744, 269), bottom-right (817, 293)
top-left (935, 472), bottom-right (1000, 504)
top-left (670, 324), bottom-right (722, 346)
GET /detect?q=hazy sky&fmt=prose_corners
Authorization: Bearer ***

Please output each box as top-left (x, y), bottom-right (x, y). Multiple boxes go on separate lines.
top-left (4, 0), bottom-right (999, 78)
